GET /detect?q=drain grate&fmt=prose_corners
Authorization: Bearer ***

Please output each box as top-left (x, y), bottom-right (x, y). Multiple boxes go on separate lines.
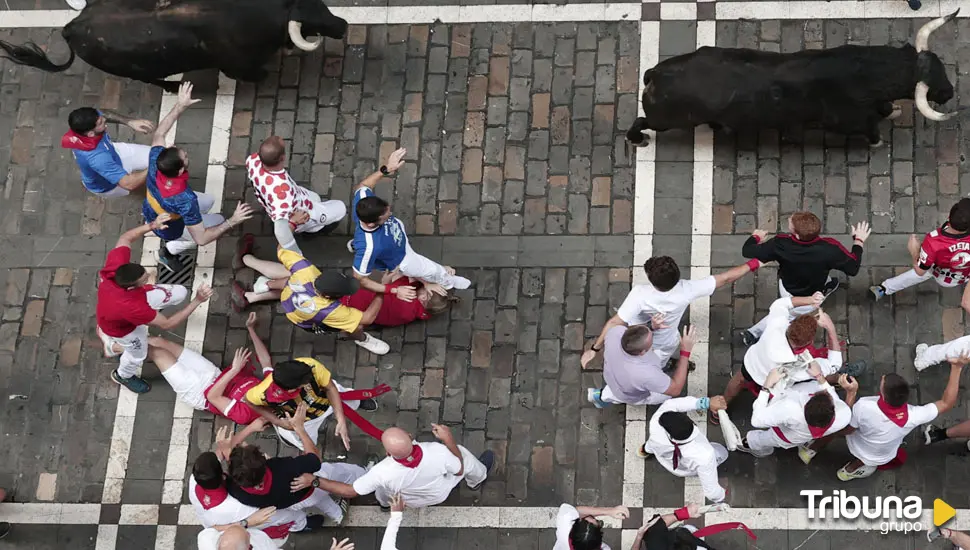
top-left (157, 252), bottom-right (197, 287)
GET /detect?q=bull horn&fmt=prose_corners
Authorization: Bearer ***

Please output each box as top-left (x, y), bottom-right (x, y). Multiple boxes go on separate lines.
top-left (914, 81), bottom-right (956, 122)
top-left (287, 21), bottom-right (322, 52)
top-left (915, 8), bottom-right (959, 52)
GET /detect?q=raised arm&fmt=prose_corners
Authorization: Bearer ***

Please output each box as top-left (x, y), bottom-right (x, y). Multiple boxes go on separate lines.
top-left (712, 259), bottom-right (761, 289)
top-left (101, 109), bottom-right (155, 134)
top-left (741, 229), bottom-right (778, 262)
top-left (186, 202), bottom-right (254, 247)
top-left (580, 314), bottom-right (628, 368)
top-left (204, 347), bottom-right (252, 414)
top-left (148, 284), bottom-right (212, 330)
top-left (245, 312), bottom-right (273, 371)
top-left (325, 380), bottom-right (351, 451)
top-left (354, 148), bottom-right (406, 191)
top-left (664, 326), bottom-right (695, 396)
top-left (151, 82), bottom-right (200, 147)
top-left (934, 357), bottom-right (965, 414)
top-left (115, 215), bottom-right (171, 248)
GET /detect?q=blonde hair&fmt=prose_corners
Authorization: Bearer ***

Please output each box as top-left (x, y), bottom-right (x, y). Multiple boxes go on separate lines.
top-left (426, 293), bottom-right (460, 316)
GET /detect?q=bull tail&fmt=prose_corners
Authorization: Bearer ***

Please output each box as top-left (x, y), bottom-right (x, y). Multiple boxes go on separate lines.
top-left (0, 39), bottom-right (75, 73)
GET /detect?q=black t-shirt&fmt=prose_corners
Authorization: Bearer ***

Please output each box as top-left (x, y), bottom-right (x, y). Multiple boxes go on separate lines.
top-left (742, 233), bottom-right (863, 296)
top-left (227, 454), bottom-right (322, 509)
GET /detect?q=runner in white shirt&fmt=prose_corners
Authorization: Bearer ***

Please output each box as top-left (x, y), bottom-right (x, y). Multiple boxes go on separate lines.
top-left (914, 333), bottom-right (970, 371)
top-left (638, 395), bottom-right (730, 503)
top-left (737, 367), bottom-right (855, 458)
top-left (198, 524), bottom-right (277, 550)
top-left (302, 424), bottom-right (494, 508)
top-left (582, 256), bottom-right (762, 369)
top-left (830, 358), bottom-right (964, 481)
top-left (552, 502), bottom-right (629, 550)
top-left (246, 136), bottom-right (347, 253)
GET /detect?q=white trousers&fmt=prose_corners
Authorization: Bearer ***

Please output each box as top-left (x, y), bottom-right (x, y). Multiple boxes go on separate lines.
top-left (104, 284), bottom-right (188, 378)
top-left (882, 268), bottom-right (952, 294)
top-left (299, 190), bottom-right (347, 233)
top-left (159, 347), bottom-right (220, 410)
top-left (601, 384), bottom-right (671, 406)
top-left (287, 462), bottom-right (366, 528)
top-left (920, 334), bottom-right (970, 366)
top-left (164, 192), bottom-right (226, 255)
top-left (397, 245), bottom-right (471, 290)
top-left (748, 279), bottom-right (827, 338)
top-left (745, 428), bottom-right (795, 457)
top-left (372, 445), bottom-right (488, 508)
top-left (92, 142), bottom-right (152, 198)
top-left (648, 442), bottom-right (729, 477)
top-left (273, 382), bottom-right (360, 451)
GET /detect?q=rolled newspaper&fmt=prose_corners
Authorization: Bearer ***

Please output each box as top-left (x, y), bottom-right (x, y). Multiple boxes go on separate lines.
top-left (718, 409), bottom-right (742, 451)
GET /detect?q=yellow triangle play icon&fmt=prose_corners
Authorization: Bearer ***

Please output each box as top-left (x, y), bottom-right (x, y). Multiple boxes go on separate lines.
top-left (934, 499), bottom-right (956, 527)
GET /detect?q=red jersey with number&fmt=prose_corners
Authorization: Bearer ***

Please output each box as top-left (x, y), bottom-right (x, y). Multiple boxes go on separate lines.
top-left (918, 223), bottom-right (970, 286)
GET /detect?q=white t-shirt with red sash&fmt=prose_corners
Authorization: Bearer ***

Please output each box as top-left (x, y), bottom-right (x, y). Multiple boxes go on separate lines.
top-left (351, 442), bottom-right (464, 508)
top-left (846, 397), bottom-right (939, 467)
top-left (188, 476), bottom-right (299, 542)
top-left (751, 385), bottom-right (852, 447)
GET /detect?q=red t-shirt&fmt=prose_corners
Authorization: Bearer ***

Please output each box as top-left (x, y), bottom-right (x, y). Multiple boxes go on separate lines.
top-left (203, 370), bottom-right (261, 425)
top-left (918, 222), bottom-right (970, 285)
top-left (96, 246), bottom-right (158, 337)
top-left (340, 278), bottom-right (429, 327)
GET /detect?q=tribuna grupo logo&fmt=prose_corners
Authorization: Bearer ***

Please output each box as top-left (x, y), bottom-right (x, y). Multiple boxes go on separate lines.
top-left (801, 490), bottom-right (925, 535)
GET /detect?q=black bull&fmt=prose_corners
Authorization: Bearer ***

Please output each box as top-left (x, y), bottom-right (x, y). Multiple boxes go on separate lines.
top-left (0, 0), bottom-right (348, 92)
top-left (627, 10), bottom-right (961, 147)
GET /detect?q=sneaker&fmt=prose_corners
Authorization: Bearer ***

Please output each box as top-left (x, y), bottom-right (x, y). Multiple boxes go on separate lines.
top-left (735, 437), bottom-right (755, 455)
top-left (232, 233), bottom-right (254, 272)
top-left (927, 526), bottom-right (943, 542)
top-left (0, 521), bottom-right (8, 540)
top-left (332, 499), bottom-right (350, 526)
top-left (97, 326), bottom-right (120, 358)
top-left (355, 333), bottom-right (390, 355)
top-left (797, 445), bottom-right (817, 465)
top-left (586, 388), bottom-right (609, 409)
top-left (229, 281), bottom-right (250, 313)
top-left (838, 360), bottom-right (868, 378)
top-left (299, 514), bottom-right (326, 532)
top-left (664, 358), bottom-right (696, 373)
top-left (869, 285), bottom-right (887, 300)
top-left (111, 369), bottom-right (151, 394)
top-left (157, 245), bottom-right (185, 274)
top-left (836, 463), bottom-right (876, 481)
top-left (923, 424), bottom-right (948, 445)
top-left (637, 443), bottom-right (653, 459)
top-left (253, 276), bottom-right (271, 294)
top-left (358, 398), bottom-right (378, 411)
top-left (739, 330), bottom-right (759, 347)
top-left (822, 278), bottom-right (840, 297)
top-left (907, 0), bottom-right (921, 10)
top-left (346, 239), bottom-right (355, 253)
top-left (65, 0), bottom-right (85, 9)
top-left (467, 450), bottom-right (495, 490)
top-left (452, 276), bottom-right (472, 290)
top-left (913, 343), bottom-right (933, 371)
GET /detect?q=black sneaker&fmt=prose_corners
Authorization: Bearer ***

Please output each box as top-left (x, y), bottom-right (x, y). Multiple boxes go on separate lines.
top-left (740, 330), bottom-right (759, 347)
top-left (299, 514), bottom-right (325, 532)
top-left (664, 358), bottom-right (696, 373)
top-left (111, 369), bottom-right (151, 394)
top-left (838, 360), bottom-right (868, 378)
top-left (467, 450), bottom-right (495, 490)
top-left (923, 424), bottom-right (948, 445)
top-left (0, 522), bottom-right (8, 539)
top-left (358, 398), bottom-right (378, 411)
top-left (822, 278), bottom-right (840, 298)
top-left (907, 0), bottom-right (921, 10)
top-left (157, 245), bottom-right (185, 274)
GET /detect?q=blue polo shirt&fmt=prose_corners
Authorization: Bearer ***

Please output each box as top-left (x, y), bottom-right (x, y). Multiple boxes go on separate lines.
top-left (352, 187), bottom-right (408, 275)
top-left (72, 132), bottom-right (129, 193)
top-left (142, 146), bottom-right (202, 241)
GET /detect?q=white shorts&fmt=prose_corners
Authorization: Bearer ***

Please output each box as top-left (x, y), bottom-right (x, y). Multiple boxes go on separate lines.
top-left (88, 142), bottom-right (152, 197)
top-left (299, 190), bottom-right (347, 234)
top-left (161, 347), bottom-right (220, 410)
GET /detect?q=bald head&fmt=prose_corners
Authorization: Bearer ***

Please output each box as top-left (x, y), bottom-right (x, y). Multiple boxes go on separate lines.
top-left (258, 136), bottom-right (286, 167)
top-left (218, 525), bottom-right (249, 550)
top-left (382, 427), bottom-right (414, 459)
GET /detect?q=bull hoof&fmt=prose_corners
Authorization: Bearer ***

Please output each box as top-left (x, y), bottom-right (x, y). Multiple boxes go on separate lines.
top-left (887, 105), bottom-right (902, 120)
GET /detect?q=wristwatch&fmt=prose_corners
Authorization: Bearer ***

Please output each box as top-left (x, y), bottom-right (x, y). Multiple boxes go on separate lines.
top-left (380, 165), bottom-right (393, 176)
top-left (312, 478), bottom-right (320, 488)
top-left (591, 343), bottom-right (602, 352)
top-left (240, 519), bottom-right (248, 528)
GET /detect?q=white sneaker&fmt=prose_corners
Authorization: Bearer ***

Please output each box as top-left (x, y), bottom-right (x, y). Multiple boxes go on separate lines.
top-left (355, 333), bottom-right (389, 355)
top-left (253, 276), bottom-right (271, 294)
top-left (65, 0), bottom-right (86, 9)
top-left (97, 326), bottom-right (120, 358)
top-left (913, 343), bottom-right (931, 371)
top-left (452, 276), bottom-right (471, 290)
top-left (797, 445), bottom-right (817, 465)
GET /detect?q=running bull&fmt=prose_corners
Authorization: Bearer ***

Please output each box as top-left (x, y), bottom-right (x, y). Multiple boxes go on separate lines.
top-left (627, 10), bottom-right (960, 147)
top-left (0, 0), bottom-right (347, 91)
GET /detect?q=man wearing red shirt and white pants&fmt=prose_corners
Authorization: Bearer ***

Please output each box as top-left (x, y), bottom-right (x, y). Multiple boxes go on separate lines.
top-left (96, 215), bottom-right (213, 393)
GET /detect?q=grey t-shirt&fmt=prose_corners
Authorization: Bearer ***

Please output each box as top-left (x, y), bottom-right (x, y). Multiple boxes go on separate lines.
top-left (602, 325), bottom-right (671, 402)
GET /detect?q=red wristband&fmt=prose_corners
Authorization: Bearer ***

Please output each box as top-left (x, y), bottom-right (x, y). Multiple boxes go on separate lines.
top-left (288, 221), bottom-right (297, 231)
top-left (680, 350), bottom-right (691, 359)
top-left (752, 234), bottom-right (763, 244)
top-left (746, 259), bottom-right (760, 271)
top-left (674, 506), bottom-right (690, 521)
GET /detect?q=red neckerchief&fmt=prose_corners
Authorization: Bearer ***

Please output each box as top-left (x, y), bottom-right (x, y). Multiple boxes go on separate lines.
top-left (155, 170), bottom-right (191, 199)
top-left (194, 482), bottom-right (228, 509)
top-left (61, 130), bottom-right (103, 151)
top-left (394, 444), bottom-right (423, 468)
top-left (876, 396), bottom-right (909, 427)
top-left (791, 343), bottom-right (811, 354)
top-left (807, 396), bottom-right (836, 439)
top-left (671, 441), bottom-right (682, 470)
top-left (263, 522), bottom-right (295, 540)
top-left (808, 345), bottom-right (828, 358)
top-left (239, 468), bottom-right (273, 496)
top-left (264, 382), bottom-right (302, 404)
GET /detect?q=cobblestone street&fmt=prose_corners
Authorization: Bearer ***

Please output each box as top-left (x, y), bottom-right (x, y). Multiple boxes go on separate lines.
top-left (2, 3), bottom-right (970, 550)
